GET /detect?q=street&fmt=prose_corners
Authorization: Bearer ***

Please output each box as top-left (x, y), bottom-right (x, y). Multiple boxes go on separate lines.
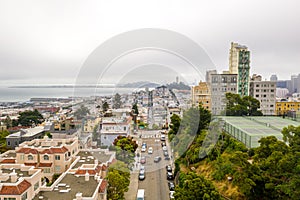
top-left (137, 131), bottom-right (171, 200)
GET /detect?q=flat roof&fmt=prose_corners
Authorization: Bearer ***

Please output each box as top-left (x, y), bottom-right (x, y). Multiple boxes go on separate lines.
top-left (33, 174), bottom-right (99, 200)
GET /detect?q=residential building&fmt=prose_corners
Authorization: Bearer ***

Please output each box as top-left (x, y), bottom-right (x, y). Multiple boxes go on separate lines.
top-left (191, 81), bottom-right (211, 110)
top-left (0, 164), bottom-right (42, 200)
top-left (14, 137), bottom-right (79, 181)
top-left (276, 88), bottom-right (289, 98)
top-left (6, 126), bottom-right (46, 149)
top-left (229, 42), bottom-right (251, 96)
top-left (276, 99), bottom-right (300, 116)
top-left (210, 73), bottom-right (237, 115)
top-left (99, 117), bottom-right (132, 146)
top-left (249, 74), bottom-right (276, 115)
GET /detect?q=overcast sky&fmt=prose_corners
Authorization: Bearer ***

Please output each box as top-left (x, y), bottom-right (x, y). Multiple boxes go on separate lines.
top-left (0, 0), bottom-right (299, 85)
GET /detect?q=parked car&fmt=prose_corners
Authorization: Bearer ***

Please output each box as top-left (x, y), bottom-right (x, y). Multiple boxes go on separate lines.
top-left (141, 146), bottom-right (146, 152)
top-left (166, 165), bottom-right (172, 172)
top-left (148, 147), bottom-right (153, 154)
top-left (139, 170), bottom-right (145, 180)
top-left (164, 151), bottom-right (169, 157)
top-left (167, 172), bottom-right (174, 180)
top-left (164, 156), bottom-right (170, 160)
top-left (162, 146), bottom-right (167, 151)
top-left (169, 191), bottom-right (175, 199)
top-left (161, 134), bottom-right (166, 141)
top-left (154, 156), bottom-right (161, 163)
top-left (140, 156), bottom-right (146, 164)
top-left (168, 181), bottom-right (175, 191)
top-left (161, 142), bottom-right (166, 147)
top-left (142, 142), bottom-right (147, 148)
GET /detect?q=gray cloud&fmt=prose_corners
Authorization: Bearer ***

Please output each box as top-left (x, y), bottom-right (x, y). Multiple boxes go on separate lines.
top-left (0, 0), bottom-right (299, 85)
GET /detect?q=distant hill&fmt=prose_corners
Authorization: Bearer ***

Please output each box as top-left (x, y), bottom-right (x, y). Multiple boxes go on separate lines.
top-left (166, 82), bottom-right (191, 90)
top-left (117, 81), bottom-right (160, 88)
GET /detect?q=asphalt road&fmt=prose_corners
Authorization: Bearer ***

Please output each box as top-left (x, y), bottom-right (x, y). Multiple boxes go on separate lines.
top-left (137, 135), bottom-right (172, 200)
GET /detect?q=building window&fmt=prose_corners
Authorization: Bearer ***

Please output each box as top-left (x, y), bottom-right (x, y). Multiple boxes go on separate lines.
top-left (28, 155), bottom-right (33, 160)
top-left (55, 166), bottom-right (61, 173)
top-left (55, 155), bottom-right (60, 160)
top-left (34, 182), bottom-right (39, 190)
top-left (44, 168), bottom-right (50, 173)
top-left (7, 141), bottom-right (10, 146)
top-left (20, 155), bottom-right (24, 160)
top-left (44, 155), bottom-right (49, 160)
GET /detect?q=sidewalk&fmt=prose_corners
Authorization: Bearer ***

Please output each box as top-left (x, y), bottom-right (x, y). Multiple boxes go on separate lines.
top-left (124, 171), bottom-right (138, 200)
top-left (124, 157), bottom-right (140, 200)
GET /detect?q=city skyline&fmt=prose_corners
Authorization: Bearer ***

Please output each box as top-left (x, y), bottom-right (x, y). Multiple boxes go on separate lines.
top-left (0, 0), bottom-right (300, 85)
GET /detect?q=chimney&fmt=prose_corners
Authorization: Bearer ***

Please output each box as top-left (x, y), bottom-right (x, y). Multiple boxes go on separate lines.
top-left (76, 192), bottom-right (83, 200)
top-left (85, 172), bottom-right (89, 181)
top-left (10, 169), bottom-right (18, 183)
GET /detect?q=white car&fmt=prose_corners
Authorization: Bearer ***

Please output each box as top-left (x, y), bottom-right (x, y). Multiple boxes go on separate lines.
top-left (162, 146), bottom-right (167, 151)
top-left (169, 191), bottom-right (175, 199)
top-left (148, 147), bottom-right (153, 154)
top-left (141, 146), bottom-right (146, 152)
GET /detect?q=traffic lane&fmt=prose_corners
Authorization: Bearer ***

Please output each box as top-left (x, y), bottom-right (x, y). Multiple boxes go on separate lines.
top-left (138, 137), bottom-right (170, 200)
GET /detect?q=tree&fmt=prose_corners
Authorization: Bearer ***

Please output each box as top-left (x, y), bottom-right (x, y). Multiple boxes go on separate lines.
top-left (102, 101), bottom-right (109, 112)
top-left (74, 105), bottom-right (90, 119)
top-left (112, 136), bottom-right (138, 165)
top-left (3, 116), bottom-right (12, 128)
top-left (169, 114), bottom-right (181, 135)
top-left (225, 93), bottom-right (263, 116)
top-left (132, 103), bottom-right (139, 115)
top-left (106, 161), bottom-right (130, 200)
top-left (18, 109), bottom-right (44, 126)
top-left (174, 172), bottom-right (221, 200)
top-left (113, 93), bottom-right (122, 109)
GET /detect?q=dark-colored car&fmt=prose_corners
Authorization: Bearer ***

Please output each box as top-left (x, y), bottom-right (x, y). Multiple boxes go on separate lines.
top-left (168, 181), bottom-right (175, 191)
top-left (166, 165), bottom-right (172, 172)
top-left (161, 142), bottom-right (166, 147)
top-left (164, 156), bottom-right (170, 160)
top-left (167, 172), bottom-right (174, 180)
top-left (154, 156), bottom-right (162, 163)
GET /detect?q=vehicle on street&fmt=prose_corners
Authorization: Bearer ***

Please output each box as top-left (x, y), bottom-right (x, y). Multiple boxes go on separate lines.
top-left (167, 172), bottom-right (174, 180)
top-left (137, 189), bottom-right (145, 200)
top-left (168, 181), bottom-right (175, 191)
top-left (154, 156), bottom-right (161, 163)
top-left (166, 165), bottom-right (172, 172)
top-left (142, 142), bottom-right (147, 148)
top-left (164, 151), bottom-right (169, 157)
top-left (165, 156), bottom-right (170, 160)
top-left (140, 165), bottom-right (145, 171)
top-left (161, 142), bottom-right (166, 147)
top-left (161, 134), bottom-right (166, 141)
top-left (148, 147), bottom-right (153, 154)
top-left (162, 146), bottom-right (168, 151)
top-left (169, 191), bottom-right (175, 199)
top-left (140, 156), bottom-right (146, 164)
top-left (139, 170), bottom-right (145, 180)
top-left (141, 146), bottom-right (146, 152)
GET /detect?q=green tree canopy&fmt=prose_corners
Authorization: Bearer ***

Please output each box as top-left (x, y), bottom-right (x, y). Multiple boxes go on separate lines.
top-left (113, 93), bottom-right (122, 109)
top-left (174, 172), bottom-right (221, 200)
top-left (225, 93), bottom-right (263, 116)
top-left (74, 105), bottom-right (90, 120)
top-left (18, 109), bottom-right (44, 126)
top-left (102, 101), bottom-right (109, 112)
top-left (106, 161), bottom-right (130, 200)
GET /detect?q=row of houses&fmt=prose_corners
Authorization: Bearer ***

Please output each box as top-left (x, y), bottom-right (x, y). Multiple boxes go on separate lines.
top-left (0, 136), bottom-right (113, 200)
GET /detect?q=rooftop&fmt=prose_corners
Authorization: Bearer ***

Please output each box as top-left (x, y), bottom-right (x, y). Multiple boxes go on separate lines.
top-left (33, 174), bottom-right (99, 200)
